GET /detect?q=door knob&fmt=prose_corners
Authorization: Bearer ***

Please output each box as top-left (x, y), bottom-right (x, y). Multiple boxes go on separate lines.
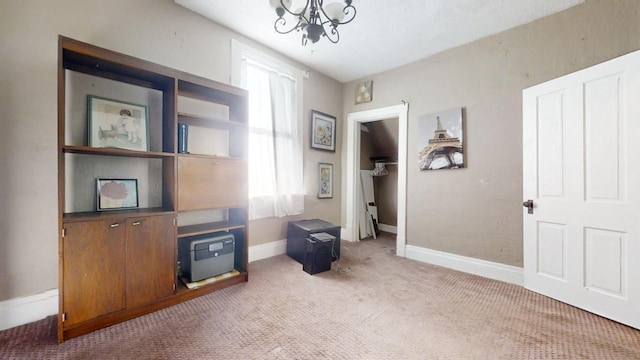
top-left (523, 200), bottom-right (534, 214)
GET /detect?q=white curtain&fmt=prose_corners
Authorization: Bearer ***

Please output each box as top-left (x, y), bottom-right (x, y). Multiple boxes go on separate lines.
top-left (243, 59), bottom-right (304, 220)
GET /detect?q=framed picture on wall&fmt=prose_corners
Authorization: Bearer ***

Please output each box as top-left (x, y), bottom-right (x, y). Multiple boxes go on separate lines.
top-left (355, 80), bottom-right (373, 104)
top-left (417, 107), bottom-right (464, 170)
top-left (96, 178), bottom-right (139, 211)
top-left (318, 163), bottom-right (333, 199)
top-left (310, 110), bottom-right (336, 152)
top-left (88, 95), bottom-right (150, 151)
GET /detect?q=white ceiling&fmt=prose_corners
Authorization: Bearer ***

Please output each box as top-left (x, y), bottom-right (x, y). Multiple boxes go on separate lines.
top-left (175, 0), bottom-right (584, 83)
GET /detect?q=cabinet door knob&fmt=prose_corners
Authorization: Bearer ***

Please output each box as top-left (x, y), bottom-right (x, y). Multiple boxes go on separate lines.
top-left (109, 223), bottom-right (120, 228)
top-left (132, 221), bottom-right (142, 226)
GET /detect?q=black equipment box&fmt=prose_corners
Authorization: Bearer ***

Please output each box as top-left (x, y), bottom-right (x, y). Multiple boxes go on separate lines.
top-left (287, 219), bottom-right (340, 263)
top-left (179, 232), bottom-right (235, 282)
top-left (303, 232), bottom-right (335, 275)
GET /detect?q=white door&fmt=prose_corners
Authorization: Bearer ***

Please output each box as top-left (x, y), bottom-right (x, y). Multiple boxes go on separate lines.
top-left (523, 50), bottom-right (640, 329)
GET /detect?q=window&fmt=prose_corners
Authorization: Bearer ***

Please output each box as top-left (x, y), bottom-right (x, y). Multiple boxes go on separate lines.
top-left (231, 40), bottom-right (305, 220)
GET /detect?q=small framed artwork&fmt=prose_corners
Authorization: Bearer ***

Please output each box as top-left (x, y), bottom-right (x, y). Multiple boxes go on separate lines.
top-left (96, 178), bottom-right (139, 211)
top-left (310, 110), bottom-right (336, 152)
top-left (355, 80), bottom-right (373, 104)
top-left (88, 95), bottom-right (150, 151)
top-left (318, 163), bottom-right (333, 199)
top-left (417, 107), bottom-right (464, 171)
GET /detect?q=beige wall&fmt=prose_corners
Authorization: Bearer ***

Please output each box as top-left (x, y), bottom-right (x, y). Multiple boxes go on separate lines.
top-left (341, 0), bottom-right (640, 267)
top-left (0, 0), bottom-right (342, 301)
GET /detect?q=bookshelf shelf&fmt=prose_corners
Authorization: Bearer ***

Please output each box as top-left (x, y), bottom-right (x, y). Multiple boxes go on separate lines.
top-left (63, 208), bottom-right (174, 223)
top-left (178, 219), bottom-right (246, 238)
top-left (62, 145), bottom-right (174, 159)
top-left (178, 112), bottom-right (247, 130)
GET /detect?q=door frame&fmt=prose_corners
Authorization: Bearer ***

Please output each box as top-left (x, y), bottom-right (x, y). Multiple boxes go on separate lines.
top-left (346, 103), bottom-right (408, 257)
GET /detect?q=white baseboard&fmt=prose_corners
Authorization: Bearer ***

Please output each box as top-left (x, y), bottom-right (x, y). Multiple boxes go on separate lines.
top-left (405, 245), bottom-right (524, 286)
top-left (0, 289), bottom-right (58, 331)
top-left (377, 223), bottom-right (397, 234)
top-left (341, 227), bottom-right (354, 242)
top-left (248, 239), bottom-right (287, 263)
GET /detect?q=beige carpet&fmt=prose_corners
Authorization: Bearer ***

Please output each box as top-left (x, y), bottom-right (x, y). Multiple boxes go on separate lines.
top-left (1, 232), bottom-right (639, 359)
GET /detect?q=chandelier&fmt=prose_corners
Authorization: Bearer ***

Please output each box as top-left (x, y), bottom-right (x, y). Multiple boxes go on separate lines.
top-left (270, 0), bottom-right (356, 46)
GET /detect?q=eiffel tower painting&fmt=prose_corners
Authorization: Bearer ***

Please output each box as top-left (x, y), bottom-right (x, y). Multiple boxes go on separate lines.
top-left (417, 108), bottom-right (464, 170)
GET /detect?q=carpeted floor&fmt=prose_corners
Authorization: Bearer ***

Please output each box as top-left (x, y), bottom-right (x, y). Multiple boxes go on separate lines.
top-left (1, 232), bottom-right (639, 359)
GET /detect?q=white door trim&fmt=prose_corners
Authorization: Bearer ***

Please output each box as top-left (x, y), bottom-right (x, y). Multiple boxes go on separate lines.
top-left (346, 103), bottom-right (408, 257)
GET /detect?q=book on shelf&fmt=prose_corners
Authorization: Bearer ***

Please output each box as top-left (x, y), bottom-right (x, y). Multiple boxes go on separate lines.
top-left (178, 123), bottom-right (188, 154)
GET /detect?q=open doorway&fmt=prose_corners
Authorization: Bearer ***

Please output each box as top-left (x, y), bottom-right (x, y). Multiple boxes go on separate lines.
top-left (359, 119), bottom-right (399, 239)
top-left (346, 103), bottom-right (408, 257)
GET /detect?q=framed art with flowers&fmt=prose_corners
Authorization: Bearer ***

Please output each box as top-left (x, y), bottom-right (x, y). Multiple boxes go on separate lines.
top-left (310, 110), bottom-right (336, 152)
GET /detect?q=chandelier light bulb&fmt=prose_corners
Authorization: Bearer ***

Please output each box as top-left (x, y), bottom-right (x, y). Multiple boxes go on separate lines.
top-left (323, 2), bottom-right (346, 23)
top-left (269, 0), bottom-right (292, 11)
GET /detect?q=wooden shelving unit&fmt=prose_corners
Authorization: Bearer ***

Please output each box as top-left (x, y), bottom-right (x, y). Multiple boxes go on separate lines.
top-left (57, 36), bottom-right (248, 342)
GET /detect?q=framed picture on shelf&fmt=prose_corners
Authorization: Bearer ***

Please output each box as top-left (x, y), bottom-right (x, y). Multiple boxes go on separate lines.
top-left (96, 178), bottom-right (139, 211)
top-left (318, 163), bottom-right (333, 199)
top-left (88, 95), bottom-right (150, 151)
top-left (310, 110), bottom-right (336, 152)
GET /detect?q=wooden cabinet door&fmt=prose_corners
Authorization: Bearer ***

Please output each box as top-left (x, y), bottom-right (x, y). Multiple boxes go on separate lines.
top-left (62, 219), bottom-right (126, 327)
top-left (178, 156), bottom-right (248, 211)
top-left (125, 215), bottom-right (175, 308)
